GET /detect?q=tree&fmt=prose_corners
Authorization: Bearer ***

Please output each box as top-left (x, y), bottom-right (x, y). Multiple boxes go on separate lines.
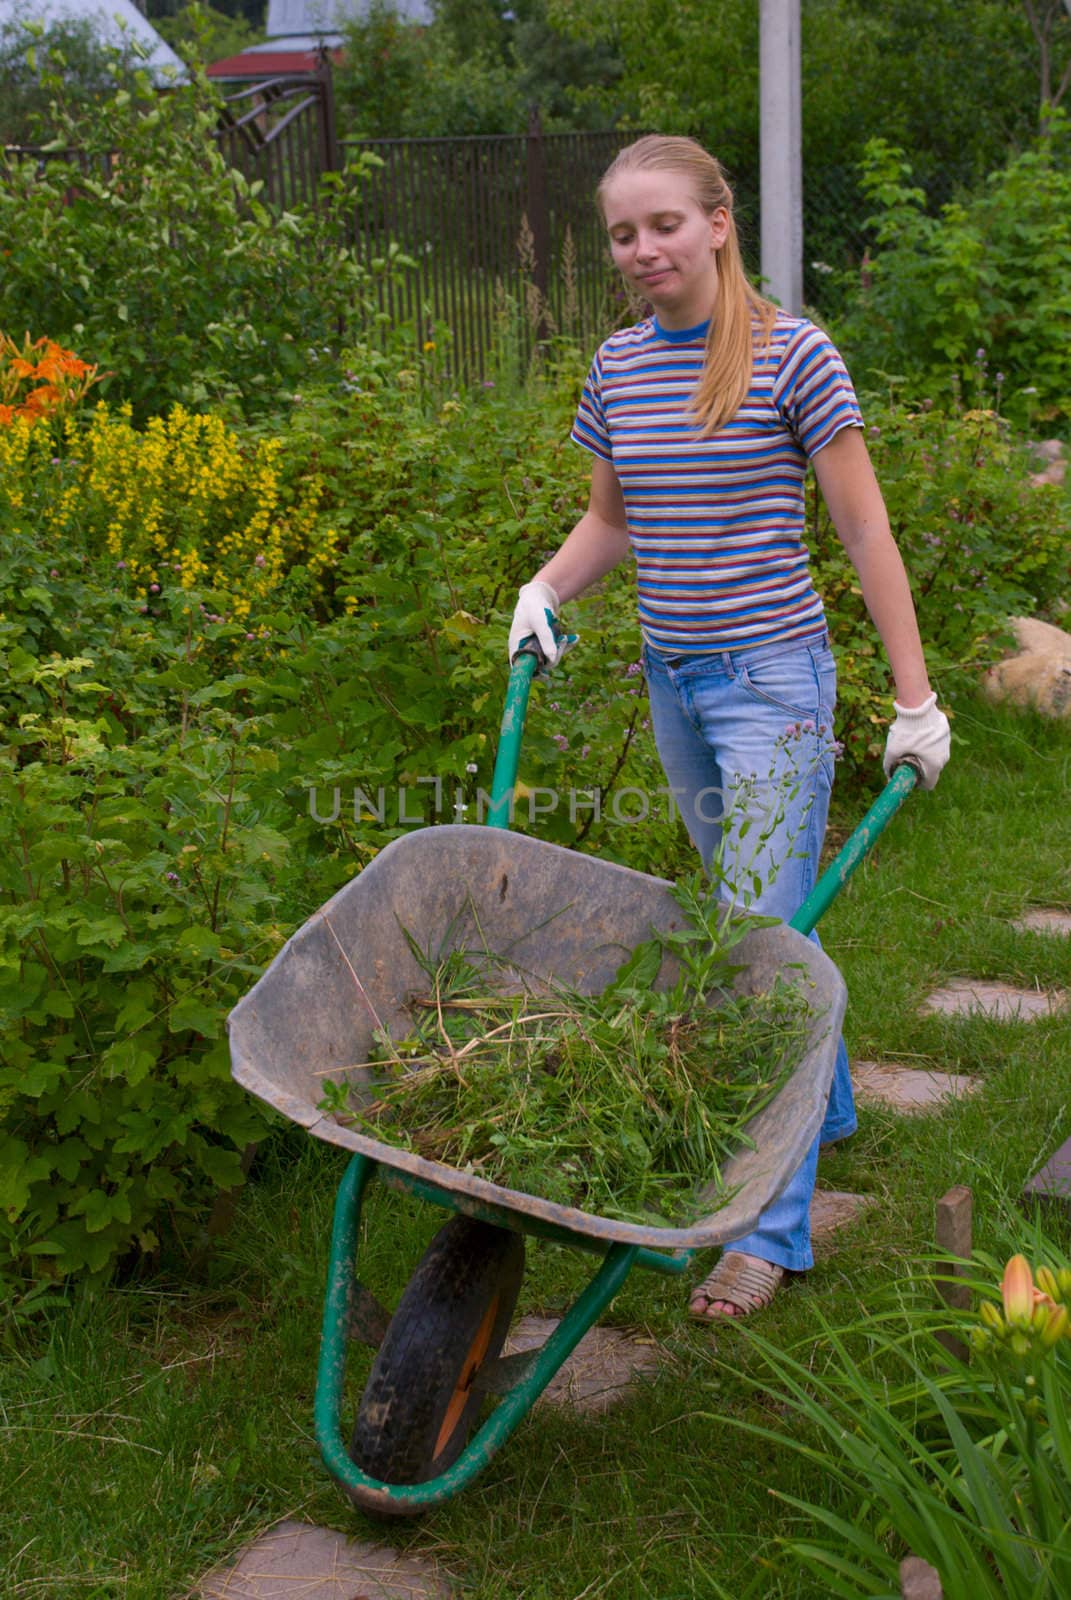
top-left (335, 0), bottom-right (619, 137)
top-left (1020, 0), bottom-right (1071, 121)
top-left (0, 15), bottom-right (146, 145)
top-left (548, 0), bottom-right (1044, 176)
top-left (154, 3), bottom-right (264, 66)
top-left (335, 0), bottom-right (524, 137)
top-left (146, 0), bottom-right (265, 26)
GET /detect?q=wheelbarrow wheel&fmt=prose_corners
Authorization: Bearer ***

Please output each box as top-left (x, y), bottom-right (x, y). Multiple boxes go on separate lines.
top-left (349, 1214), bottom-right (524, 1504)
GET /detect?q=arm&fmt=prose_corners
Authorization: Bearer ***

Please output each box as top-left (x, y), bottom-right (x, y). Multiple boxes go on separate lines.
top-left (811, 426), bottom-right (931, 706)
top-left (534, 455), bottom-right (631, 603)
top-left (508, 456), bottom-right (631, 665)
top-left (812, 425), bottom-right (950, 788)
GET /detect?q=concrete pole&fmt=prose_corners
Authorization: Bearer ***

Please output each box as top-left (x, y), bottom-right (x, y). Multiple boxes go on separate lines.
top-left (759, 0), bottom-right (803, 313)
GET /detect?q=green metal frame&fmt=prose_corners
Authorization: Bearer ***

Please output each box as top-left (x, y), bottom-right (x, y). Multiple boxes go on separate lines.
top-left (314, 1152), bottom-right (689, 1512)
top-left (485, 649), bottom-right (539, 829)
top-left (791, 762), bottom-right (917, 936)
top-left (312, 646), bottom-right (920, 1511)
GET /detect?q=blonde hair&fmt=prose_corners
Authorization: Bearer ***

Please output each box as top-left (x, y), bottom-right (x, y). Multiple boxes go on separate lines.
top-left (597, 135), bottom-right (777, 436)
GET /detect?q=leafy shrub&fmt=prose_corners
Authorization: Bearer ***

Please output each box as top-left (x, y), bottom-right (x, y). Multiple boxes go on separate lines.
top-left (267, 356), bottom-right (684, 873)
top-left (0, 68), bottom-right (388, 421)
top-left (0, 11), bottom-right (147, 145)
top-left (0, 552), bottom-right (283, 1276)
top-left (334, 0), bottom-right (620, 139)
top-left (811, 396), bottom-right (1069, 771)
top-left (155, 2), bottom-right (264, 68)
top-left (832, 119), bottom-right (1071, 424)
top-left (336, 0), bottom-right (525, 138)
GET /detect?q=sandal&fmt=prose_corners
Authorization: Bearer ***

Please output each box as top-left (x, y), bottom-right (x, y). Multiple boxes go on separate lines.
top-left (688, 1252), bottom-right (784, 1321)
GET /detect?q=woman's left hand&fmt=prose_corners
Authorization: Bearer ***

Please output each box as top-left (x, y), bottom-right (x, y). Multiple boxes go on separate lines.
top-left (882, 692), bottom-right (951, 789)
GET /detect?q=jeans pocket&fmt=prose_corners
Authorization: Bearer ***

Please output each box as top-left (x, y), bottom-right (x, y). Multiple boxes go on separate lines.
top-left (738, 652), bottom-right (822, 721)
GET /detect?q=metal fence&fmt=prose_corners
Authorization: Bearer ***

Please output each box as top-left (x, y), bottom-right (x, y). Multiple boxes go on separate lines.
top-left (344, 119), bottom-right (639, 378)
top-left (215, 59), bottom-right (340, 212)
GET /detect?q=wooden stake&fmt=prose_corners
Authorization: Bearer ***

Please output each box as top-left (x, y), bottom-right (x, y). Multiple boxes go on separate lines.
top-left (935, 1184), bottom-right (972, 1364)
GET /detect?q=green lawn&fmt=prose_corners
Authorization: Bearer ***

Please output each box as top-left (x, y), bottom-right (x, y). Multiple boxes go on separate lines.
top-left (4, 690), bottom-right (1070, 1600)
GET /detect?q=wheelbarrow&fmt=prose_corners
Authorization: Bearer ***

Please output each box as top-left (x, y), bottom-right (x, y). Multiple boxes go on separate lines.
top-left (227, 646), bottom-right (917, 1516)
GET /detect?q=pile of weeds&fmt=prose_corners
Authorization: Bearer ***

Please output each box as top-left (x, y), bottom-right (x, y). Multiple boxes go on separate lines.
top-left (318, 877), bottom-right (815, 1225)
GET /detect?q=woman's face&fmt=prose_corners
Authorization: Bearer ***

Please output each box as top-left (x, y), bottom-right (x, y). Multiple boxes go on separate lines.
top-left (602, 167), bottom-right (729, 329)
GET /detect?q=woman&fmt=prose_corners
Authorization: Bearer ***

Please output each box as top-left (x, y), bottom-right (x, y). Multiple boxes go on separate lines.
top-left (507, 135), bottom-right (950, 1319)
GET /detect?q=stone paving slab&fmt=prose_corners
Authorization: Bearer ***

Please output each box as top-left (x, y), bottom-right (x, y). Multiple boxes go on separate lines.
top-left (920, 979), bottom-right (1066, 1021)
top-left (1024, 1135), bottom-right (1071, 1207)
top-left (810, 1189), bottom-right (875, 1242)
top-left (502, 1315), bottom-right (661, 1413)
top-left (199, 1520), bottom-right (450, 1600)
top-left (900, 1555), bottom-right (943, 1600)
top-left (1013, 908), bottom-right (1071, 938)
top-left (853, 1060), bottom-right (978, 1113)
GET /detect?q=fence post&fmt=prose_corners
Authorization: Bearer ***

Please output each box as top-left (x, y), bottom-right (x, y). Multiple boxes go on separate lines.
top-left (525, 103), bottom-right (551, 318)
top-left (316, 47), bottom-right (341, 176)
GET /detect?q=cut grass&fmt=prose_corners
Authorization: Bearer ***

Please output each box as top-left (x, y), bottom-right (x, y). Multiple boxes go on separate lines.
top-left (319, 880), bottom-right (812, 1225)
top-left (3, 689), bottom-right (1070, 1600)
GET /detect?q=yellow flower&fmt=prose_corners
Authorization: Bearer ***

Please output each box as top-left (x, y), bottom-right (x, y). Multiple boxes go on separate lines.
top-left (979, 1300), bottom-right (1004, 1333)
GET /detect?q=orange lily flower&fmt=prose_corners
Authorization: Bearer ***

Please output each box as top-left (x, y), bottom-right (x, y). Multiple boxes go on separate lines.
top-left (1, 330), bottom-right (101, 425)
top-left (21, 385), bottom-right (61, 413)
top-left (1002, 1255), bottom-right (1035, 1331)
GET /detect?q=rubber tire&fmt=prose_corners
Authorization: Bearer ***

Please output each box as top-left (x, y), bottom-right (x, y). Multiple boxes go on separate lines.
top-left (349, 1215), bottom-right (525, 1502)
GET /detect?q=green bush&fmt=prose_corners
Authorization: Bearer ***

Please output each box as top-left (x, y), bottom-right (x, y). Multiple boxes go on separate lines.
top-left (0, 68), bottom-right (389, 421)
top-left (334, 0), bottom-right (621, 139)
top-left (336, 0), bottom-right (525, 138)
top-left (0, 12), bottom-right (147, 145)
top-left (810, 394), bottom-right (1070, 771)
top-left (0, 548), bottom-right (281, 1276)
top-left (832, 119), bottom-right (1071, 425)
top-left (0, 363), bottom-right (684, 1287)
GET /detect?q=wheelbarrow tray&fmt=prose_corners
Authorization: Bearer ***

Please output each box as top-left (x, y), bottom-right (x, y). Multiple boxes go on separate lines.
top-left (228, 824), bottom-right (846, 1252)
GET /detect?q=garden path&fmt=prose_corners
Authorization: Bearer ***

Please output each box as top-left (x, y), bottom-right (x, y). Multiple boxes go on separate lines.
top-left (199, 1520), bottom-right (451, 1600)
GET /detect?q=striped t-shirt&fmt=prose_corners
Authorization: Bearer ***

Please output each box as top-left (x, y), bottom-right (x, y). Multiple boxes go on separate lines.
top-left (571, 311), bottom-right (864, 652)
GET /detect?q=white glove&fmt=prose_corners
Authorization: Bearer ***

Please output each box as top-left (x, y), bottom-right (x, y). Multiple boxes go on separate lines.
top-left (882, 691), bottom-right (950, 790)
top-left (508, 579), bottom-right (573, 670)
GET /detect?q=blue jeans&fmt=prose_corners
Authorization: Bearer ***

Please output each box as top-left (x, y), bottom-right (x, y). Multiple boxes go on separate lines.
top-left (643, 633), bottom-right (856, 1273)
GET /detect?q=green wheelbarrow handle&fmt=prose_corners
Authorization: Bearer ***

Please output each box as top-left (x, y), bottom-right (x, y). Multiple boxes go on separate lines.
top-left (485, 647), bottom-right (539, 829)
top-left (790, 762), bottom-right (918, 936)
